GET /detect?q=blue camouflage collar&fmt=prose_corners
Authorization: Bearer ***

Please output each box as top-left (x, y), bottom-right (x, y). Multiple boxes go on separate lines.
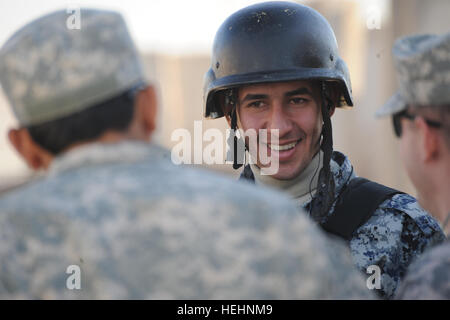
top-left (303, 151), bottom-right (356, 210)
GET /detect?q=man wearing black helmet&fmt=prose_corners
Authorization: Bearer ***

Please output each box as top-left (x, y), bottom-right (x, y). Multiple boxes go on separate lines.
top-left (203, 1), bottom-right (445, 299)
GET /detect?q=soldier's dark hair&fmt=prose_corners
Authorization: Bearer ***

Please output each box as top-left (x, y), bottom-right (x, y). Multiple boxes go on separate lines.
top-left (27, 89), bottom-right (136, 155)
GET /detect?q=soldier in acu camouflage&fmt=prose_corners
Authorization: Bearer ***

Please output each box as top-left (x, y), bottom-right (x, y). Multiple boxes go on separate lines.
top-left (0, 9), bottom-right (373, 299)
top-left (376, 32), bottom-right (450, 300)
top-left (203, 1), bottom-right (445, 299)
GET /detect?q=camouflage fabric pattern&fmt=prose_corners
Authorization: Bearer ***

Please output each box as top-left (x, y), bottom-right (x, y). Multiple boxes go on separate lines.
top-left (0, 142), bottom-right (373, 299)
top-left (395, 239), bottom-right (450, 299)
top-left (0, 9), bottom-right (146, 126)
top-left (376, 32), bottom-right (450, 117)
top-left (240, 151), bottom-right (445, 299)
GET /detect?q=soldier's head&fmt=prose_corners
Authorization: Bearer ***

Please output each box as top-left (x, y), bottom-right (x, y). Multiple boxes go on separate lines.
top-left (377, 32), bottom-right (450, 221)
top-left (0, 9), bottom-right (158, 171)
top-left (203, 1), bottom-right (352, 180)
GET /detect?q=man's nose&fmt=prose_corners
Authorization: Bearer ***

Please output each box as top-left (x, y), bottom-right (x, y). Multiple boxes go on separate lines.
top-left (267, 103), bottom-right (293, 138)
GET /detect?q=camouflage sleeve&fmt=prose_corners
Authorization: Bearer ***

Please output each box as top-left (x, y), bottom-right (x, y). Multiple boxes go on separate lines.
top-left (349, 194), bottom-right (445, 299)
top-left (0, 209), bottom-right (100, 299)
top-left (395, 240), bottom-right (450, 300)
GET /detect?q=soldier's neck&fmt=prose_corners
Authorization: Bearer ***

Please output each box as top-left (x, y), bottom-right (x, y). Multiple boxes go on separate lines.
top-left (63, 129), bottom-right (151, 155)
top-left (250, 151), bottom-right (323, 204)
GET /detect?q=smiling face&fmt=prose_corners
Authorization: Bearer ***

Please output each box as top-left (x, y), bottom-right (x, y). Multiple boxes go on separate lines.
top-left (235, 80), bottom-right (333, 180)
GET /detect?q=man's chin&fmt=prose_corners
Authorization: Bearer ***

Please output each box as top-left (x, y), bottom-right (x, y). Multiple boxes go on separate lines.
top-left (264, 165), bottom-right (302, 180)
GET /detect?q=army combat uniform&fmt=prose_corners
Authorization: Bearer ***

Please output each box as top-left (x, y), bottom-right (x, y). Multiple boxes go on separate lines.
top-left (0, 142), bottom-right (374, 299)
top-left (395, 239), bottom-right (450, 299)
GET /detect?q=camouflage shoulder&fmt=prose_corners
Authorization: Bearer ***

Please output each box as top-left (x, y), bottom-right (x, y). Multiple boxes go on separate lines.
top-left (349, 193), bottom-right (444, 299)
top-left (378, 193), bottom-right (445, 239)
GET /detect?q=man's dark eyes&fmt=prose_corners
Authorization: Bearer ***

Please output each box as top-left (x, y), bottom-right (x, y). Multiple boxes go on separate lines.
top-left (245, 98), bottom-right (309, 108)
top-left (290, 97), bottom-right (308, 104)
top-left (247, 101), bottom-right (264, 108)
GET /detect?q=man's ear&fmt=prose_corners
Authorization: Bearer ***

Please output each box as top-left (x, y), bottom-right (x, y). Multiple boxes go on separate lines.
top-left (8, 129), bottom-right (23, 155)
top-left (8, 128), bottom-right (53, 170)
top-left (416, 117), bottom-right (439, 163)
top-left (137, 85), bottom-right (158, 137)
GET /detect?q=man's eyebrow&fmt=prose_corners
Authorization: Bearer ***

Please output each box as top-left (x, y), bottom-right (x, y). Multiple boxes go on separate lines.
top-left (240, 93), bottom-right (268, 103)
top-left (240, 87), bottom-right (312, 103)
top-left (285, 87), bottom-right (313, 97)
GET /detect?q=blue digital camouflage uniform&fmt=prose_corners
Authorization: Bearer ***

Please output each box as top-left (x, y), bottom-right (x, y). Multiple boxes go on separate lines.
top-left (0, 141), bottom-right (375, 299)
top-left (395, 239), bottom-right (450, 299)
top-left (240, 151), bottom-right (445, 299)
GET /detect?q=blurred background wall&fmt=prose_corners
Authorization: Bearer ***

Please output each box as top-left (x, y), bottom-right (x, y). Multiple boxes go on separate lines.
top-left (1, 0), bottom-right (449, 194)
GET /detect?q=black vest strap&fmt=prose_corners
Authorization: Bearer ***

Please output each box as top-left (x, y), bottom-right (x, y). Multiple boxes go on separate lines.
top-left (321, 177), bottom-right (404, 241)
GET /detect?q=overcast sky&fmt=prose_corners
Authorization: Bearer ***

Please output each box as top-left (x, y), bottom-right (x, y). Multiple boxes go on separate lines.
top-left (0, 0), bottom-right (390, 54)
top-left (0, 0), bottom-right (292, 54)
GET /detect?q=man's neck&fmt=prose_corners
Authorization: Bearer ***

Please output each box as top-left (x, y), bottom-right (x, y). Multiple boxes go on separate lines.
top-left (250, 151), bottom-right (323, 204)
top-left (64, 130), bottom-right (150, 154)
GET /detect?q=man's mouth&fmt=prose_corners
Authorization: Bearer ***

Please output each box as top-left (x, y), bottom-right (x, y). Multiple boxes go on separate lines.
top-left (267, 139), bottom-right (302, 151)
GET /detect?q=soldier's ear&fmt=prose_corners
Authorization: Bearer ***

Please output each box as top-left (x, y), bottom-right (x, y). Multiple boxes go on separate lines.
top-left (416, 117), bottom-right (439, 163)
top-left (8, 129), bottom-right (22, 155)
top-left (8, 128), bottom-right (53, 170)
top-left (137, 85), bottom-right (158, 136)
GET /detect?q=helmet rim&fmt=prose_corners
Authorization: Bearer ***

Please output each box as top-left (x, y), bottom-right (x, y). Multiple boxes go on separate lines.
top-left (204, 65), bottom-right (353, 119)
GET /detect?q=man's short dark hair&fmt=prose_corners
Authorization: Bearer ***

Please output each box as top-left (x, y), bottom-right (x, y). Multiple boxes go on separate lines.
top-left (27, 89), bottom-right (136, 155)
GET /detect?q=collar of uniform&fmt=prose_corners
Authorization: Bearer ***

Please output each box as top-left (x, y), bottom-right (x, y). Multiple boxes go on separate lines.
top-left (48, 141), bottom-right (168, 176)
top-left (248, 150), bottom-right (355, 208)
top-left (303, 151), bottom-right (355, 209)
top-left (250, 150), bottom-right (323, 203)
top-left (329, 151), bottom-right (356, 193)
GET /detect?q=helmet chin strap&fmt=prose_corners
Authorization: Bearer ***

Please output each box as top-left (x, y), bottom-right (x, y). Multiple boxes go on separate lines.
top-left (225, 89), bottom-right (245, 169)
top-left (310, 82), bottom-right (336, 223)
top-left (231, 108), bottom-right (245, 169)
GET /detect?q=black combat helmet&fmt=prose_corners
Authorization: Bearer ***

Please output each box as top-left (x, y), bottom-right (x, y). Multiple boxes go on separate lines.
top-left (203, 1), bottom-right (353, 119)
top-left (204, 1), bottom-right (353, 223)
